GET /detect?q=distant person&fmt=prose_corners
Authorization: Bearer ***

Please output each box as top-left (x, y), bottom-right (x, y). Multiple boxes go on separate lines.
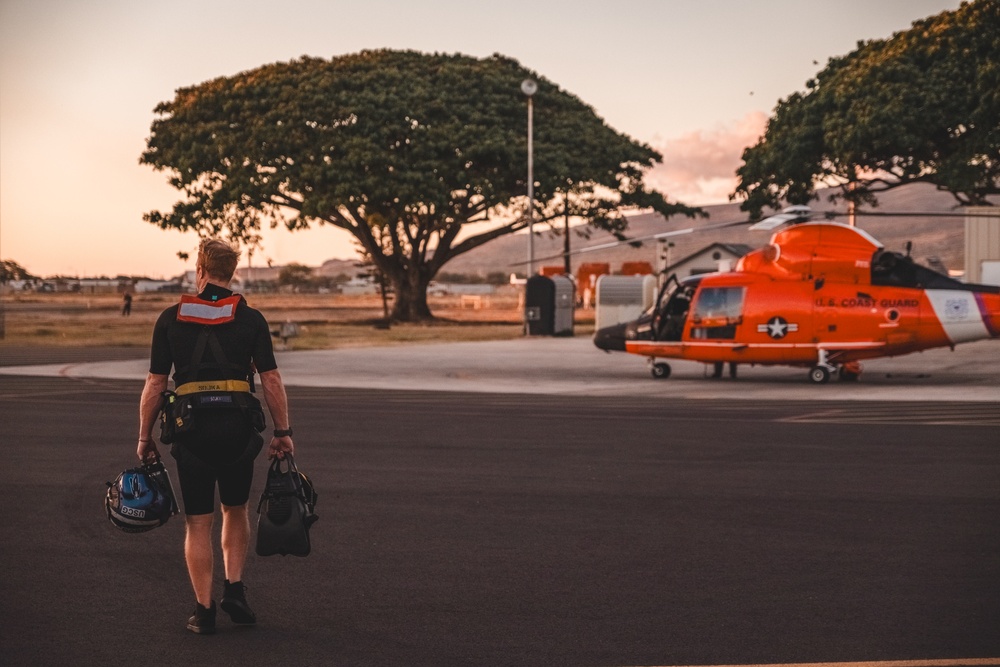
top-left (134, 238), bottom-right (296, 635)
top-left (122, 292), bottom-right (132, 316)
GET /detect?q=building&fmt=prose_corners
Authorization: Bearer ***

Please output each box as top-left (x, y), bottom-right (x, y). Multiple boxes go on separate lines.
top-left (965, 207), bottom-right (1000, 285)
top-left (660, 242), bottom-right (753, 279)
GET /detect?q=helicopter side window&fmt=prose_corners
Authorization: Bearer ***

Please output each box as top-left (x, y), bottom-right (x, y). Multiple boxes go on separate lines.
top-left (690, 286), bottom-right (745, 340)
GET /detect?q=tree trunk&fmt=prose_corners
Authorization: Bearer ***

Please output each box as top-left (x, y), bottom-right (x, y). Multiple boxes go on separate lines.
top-left (390, 273), bottom-right (434, 322)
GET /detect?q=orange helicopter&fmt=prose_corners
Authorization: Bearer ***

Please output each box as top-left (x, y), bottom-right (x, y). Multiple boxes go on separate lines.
top-left (591, 207), bottom-right (1000, 383)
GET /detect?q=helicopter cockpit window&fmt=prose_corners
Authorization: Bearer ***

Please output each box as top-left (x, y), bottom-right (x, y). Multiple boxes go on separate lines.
top-left (691, 286), bottom-right (745, 339)
top-left (871, 251), bottom-right (918, 287)
top-left (871, 249), bottom-right (981, 291)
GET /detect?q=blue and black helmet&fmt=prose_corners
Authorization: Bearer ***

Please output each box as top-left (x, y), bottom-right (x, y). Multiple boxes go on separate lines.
top-left (105, 463), bottom-right (177, 533)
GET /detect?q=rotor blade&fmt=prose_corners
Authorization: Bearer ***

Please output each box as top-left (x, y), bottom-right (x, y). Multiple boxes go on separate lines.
top-left (748, 205), bottom-right (815, 230)
top-left (848, 210), bottom-right (1000, 219)
top-left (510, 206), bottom-right (999, 268)
top-left (510, 218), bottom-right (751, 266)
top-left (749, 207), bottom-right (999, 227)
top-left (748, 212), bottom-right (802, 231)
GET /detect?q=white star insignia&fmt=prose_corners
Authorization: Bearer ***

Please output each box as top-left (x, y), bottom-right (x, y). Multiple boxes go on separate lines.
top-left (757, 316), bottom-right (798, 339)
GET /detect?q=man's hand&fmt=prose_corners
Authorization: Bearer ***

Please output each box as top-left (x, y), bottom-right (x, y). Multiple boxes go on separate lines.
top-left (268, 435), bottom-right (294, 460)
top-left (137, 438), bottom-right (160, 463)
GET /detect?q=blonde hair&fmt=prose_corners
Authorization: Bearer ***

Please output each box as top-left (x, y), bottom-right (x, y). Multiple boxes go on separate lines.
top-left (197, 239), bottom-right (241, 282)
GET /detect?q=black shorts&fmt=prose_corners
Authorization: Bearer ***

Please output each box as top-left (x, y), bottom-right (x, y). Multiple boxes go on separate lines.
top-left (171, 411), bottom-right (261, 515)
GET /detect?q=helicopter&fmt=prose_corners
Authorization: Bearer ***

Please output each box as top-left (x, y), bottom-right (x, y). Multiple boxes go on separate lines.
top-left (590, 207), bottom-right (1000, 383)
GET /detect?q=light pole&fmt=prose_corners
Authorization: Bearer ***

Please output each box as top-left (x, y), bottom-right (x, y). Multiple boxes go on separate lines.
top-left (521, 78), bottom-right (537, 277)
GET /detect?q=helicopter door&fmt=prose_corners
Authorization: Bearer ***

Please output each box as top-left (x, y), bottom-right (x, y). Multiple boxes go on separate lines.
top-left (652, 277), bottom-right (697, 341)
top-left (689, 286), bottom-right (746, 339)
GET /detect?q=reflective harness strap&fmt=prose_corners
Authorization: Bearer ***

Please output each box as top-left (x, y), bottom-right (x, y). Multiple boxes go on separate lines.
top-left (173, 294), bottom-right (253, 389)
top-left (175, 380), bottom-right (251, 396)
top-left (177, 294), bottom-right (241, 325)
top-left (162, 294), bottom-right (266, 470)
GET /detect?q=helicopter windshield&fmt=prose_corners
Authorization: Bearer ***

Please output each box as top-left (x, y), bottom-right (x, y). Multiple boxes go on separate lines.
top-left (690, 286), bottom-right (746, 340)
top-left (692, 286), bottom-right (745, 321)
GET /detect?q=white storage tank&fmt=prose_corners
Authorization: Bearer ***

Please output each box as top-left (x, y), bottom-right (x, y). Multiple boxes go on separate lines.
top-left (594, 275), bottom-right (657, 331)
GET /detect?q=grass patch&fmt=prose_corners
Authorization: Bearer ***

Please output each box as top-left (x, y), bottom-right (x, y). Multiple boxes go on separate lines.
top-left (1, 291), bottom-right (594, 349)
top-left (287, 322), bottom-right (524, 350)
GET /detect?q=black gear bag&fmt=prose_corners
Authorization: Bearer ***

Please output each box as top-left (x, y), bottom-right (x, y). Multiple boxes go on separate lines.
top-left (255, 454), bottom-right (318, 557)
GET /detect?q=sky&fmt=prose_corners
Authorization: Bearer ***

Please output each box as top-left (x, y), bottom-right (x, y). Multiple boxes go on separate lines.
top-left (0, 0), bottom-right (964, 279)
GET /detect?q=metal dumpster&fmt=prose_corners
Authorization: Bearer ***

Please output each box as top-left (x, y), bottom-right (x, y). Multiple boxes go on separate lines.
top-left (525, 275), bottom-right (575, 336)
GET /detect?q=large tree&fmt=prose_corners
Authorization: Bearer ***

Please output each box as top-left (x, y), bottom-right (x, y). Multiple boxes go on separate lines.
top-left (0, 260), bottom-right (34, 284)
top-left (142, 50), bottom-right (695, 321)
top-left (734, 0), bottom-right (1000, 218)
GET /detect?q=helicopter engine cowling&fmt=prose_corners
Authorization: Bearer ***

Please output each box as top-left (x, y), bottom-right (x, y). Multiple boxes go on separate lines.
top-left (738, 223), bottom-right (883, 284)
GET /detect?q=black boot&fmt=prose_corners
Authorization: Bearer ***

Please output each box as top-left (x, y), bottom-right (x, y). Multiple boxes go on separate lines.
top-left (221, 579), bottom-right (257, 625)
top-left (186, 600), bottom-right (216, 634)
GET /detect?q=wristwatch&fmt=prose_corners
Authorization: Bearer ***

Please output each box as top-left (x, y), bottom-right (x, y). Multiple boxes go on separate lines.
top-left (273, 427), bottom-right (293, 437)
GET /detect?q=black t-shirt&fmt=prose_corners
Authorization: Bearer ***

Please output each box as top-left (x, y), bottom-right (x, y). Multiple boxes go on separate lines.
top-left (149, 283), bottom-right (277, 384)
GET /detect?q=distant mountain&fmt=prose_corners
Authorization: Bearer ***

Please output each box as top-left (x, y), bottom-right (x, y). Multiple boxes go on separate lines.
top-left (316, 258), bottom-right (366, 278)
top-left (232, 258), bottom-right (365, 283)
top-left (439, 182), bottom-right (972, 278)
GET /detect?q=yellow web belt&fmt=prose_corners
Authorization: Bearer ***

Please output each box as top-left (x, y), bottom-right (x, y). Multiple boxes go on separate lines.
top-left (174, 380), bottom-right (251, 396)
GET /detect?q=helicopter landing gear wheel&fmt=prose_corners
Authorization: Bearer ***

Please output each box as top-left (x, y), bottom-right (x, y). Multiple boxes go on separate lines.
top-left (809, 366), bottom-right (831, 384)
top-left (651, 362), bottom-right (672, 379)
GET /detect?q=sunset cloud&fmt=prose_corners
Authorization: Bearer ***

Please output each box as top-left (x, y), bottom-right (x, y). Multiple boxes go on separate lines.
top-left (646, 111), bottom-right (768, 205)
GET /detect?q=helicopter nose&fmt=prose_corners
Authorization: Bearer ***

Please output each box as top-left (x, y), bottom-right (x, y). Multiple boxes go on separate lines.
top-left (593, 322), bottom-right (628, 352)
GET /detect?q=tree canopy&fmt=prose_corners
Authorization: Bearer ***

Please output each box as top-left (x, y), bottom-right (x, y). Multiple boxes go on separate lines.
top-left (1, 260), bottom-right (35, 284)
top-left (142, 50), bottom-right (696, 320)
top-left (276, 263), bottom-right (315, 290)
top-left (734, 0), bottom-right (1000, 218)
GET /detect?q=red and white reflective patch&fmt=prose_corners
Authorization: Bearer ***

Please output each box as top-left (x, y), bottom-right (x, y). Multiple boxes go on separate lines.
top-left (176, 295), bottom-right (241, 325)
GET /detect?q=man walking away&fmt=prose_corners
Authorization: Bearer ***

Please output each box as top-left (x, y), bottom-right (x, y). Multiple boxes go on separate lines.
top-left (134, 238), bottom-right (296, 634)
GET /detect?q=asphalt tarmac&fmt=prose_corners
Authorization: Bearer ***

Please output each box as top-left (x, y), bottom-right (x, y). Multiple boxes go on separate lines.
top-left (1, 339), bottom-right (998, 666)
top-left (3, 336), bottom-right (1000, 400)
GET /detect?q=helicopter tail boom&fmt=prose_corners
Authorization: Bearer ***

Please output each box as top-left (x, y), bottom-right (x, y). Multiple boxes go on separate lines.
top-left (925, 290), bottom-right (1000, 345)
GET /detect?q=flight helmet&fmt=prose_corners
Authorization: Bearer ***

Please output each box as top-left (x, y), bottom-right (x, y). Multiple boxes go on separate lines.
top-left (105, 463), bottom-right (177, 533)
